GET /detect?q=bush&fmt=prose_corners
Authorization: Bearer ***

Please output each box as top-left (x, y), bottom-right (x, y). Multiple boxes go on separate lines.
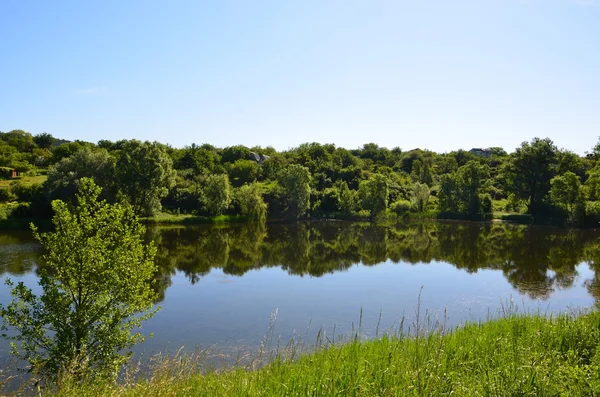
top-left (391, 200), bottom-right (412, 216)
top-left (0, 187), bottom-right (16, 202)
top-left (9, 181), bottom-right (43, 202)
top-left (480, 194), bottom-right (492, 213)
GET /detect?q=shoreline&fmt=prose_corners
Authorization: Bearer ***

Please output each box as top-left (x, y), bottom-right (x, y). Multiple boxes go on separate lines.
top-left (32, 309), bottom-right (600, 396)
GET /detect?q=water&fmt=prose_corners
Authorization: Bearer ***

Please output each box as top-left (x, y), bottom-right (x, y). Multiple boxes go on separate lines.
top-left (1, 221), bottom-right (600, 364)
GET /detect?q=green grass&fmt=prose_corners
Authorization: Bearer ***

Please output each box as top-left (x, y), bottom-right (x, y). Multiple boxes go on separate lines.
top-left (0, 175), bottom-right (47, 188)
top-left (143, 213), bottom-right (249, 225)
top-left (40, 309), bottom-right (600, 396)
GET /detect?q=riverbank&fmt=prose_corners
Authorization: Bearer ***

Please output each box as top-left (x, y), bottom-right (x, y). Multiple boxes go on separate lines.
top-left (0, 210), bottom-right (551, 231)
top-left (47, 309), bottom-right (600, 396)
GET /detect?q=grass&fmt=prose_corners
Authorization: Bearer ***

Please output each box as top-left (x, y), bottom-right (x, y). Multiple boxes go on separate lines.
top-left (31, 307), bottom-right (600, 396)
top-left (143, 213), bottom-right (249, 225)
top-left (0, 175), bottom-right (47, 188)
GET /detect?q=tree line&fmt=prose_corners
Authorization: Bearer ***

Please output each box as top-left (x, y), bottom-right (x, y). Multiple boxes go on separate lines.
top-left (2, 129), bottom-right (600, 225)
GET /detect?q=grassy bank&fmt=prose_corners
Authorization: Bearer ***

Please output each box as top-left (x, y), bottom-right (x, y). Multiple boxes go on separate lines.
top-left (47, 309), bottom-right (600, 396)
top-left (142, 213), bottom-right (250, 225)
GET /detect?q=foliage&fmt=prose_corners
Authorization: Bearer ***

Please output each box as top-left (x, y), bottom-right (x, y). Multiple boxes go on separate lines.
top-left (550, 171), bottom-right (585, 224)
top-left (0, 178), bottom-right (158, 381)
top-left (338, 181), bottom-right (358, 215)
top-left (438, 161), bottom-right (490, 214)
top-left (235, 183), bottom-right (267, 221)
top-left (228, 159), bottom-right (259, 187)
top-left (221, 145), bottom-right (251, 164)
top-left (116, 141), bottom-right (176, 216)
top-left (502, 138), bottom-right (559, 216)
top-left (358, 174), bottom-right (388, 220)
top-left (45, 147), bottom-right (117, 202)
top-left (391, 199), bottom-right (412, 216)
top-left (201, 174), bottom-right (232, 216)
top-left (3, 127), bottom-right (600, 226)
top-left (33, 133), bottom-right (55, 149)
top-left (411, 182), bottom-right (430, 212)
top-left (0, 187), bottom-right (15, 202)
top-left (278, 164), bottom-right (311, 219)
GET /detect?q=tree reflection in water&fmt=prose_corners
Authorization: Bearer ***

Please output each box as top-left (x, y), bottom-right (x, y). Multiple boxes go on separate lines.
top-left (4, 221), bottom-right (600, 303)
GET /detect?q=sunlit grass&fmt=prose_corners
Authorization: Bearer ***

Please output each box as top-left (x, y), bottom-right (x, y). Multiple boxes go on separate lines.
top-left (144, 213), bottom-right (248, 225)
top-left (29, 306), bottom-right (600, 396)
top-left (0, 175), bottom-right (47, 188)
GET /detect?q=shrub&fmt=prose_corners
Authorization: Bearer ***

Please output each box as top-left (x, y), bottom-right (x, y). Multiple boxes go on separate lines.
top-left (391, 200), bottom-right (412, 216)
top-left (0, 187), bottom-right (16, 202)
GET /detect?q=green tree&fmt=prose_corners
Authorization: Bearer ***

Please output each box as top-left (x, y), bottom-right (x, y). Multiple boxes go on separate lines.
top-left (502, 138), bottom-right (559, 216)
top-left (550, 171), bottom-right (584, 223)
top-left (235, 183), bottom-right (267, 221)
top-left (338, 181), bottom-right (358, 215)
top-left (0, 178), bottom-right (158, 380)
top-left (46, 147), bottom-right (117, 202)
top-left (411, 182), bottom-right (430, 212)
top-left (33, 133), bottom-right (55, 149)
top-left (221, 145), bottom-right (251, 164)
top-left (201, 174), bottom-right (232, 216)
top-left (116, 141), bottom-right (176, 216)
top-left (438, 174), bottom-right (459, 212)
top-left (279, 164), bottom-right (312, 219)
top-left (410, 159), bottom-right (433, 186)
top-left (359, 174), bottom-right (388, 220)
top-left (228, 159), bottom-right (259, 186)
top-left (438, 161), bottom-right (490, 214)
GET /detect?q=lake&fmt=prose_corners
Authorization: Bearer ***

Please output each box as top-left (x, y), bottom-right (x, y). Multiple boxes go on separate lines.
top-left (1, 221), bottom-right (600, 366)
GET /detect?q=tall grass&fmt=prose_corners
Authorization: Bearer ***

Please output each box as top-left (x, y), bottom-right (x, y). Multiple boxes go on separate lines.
top-left (35, 304), bottom-right (600, 396)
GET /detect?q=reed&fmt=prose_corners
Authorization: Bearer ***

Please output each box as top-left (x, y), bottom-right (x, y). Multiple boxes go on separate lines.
top-left (12, 305), bottom-right (600, 396)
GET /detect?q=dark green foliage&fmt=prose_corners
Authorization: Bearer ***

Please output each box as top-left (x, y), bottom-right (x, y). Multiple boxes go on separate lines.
top-left (438, 161), bottom-right (490, 214)
top-left (0, 187), bottom-right (15, 202)
top-left (3, 127), bottom-right (600, 226)
top-left (33, 133), bottom-right (55, 149)
top-left (358, 174), bottom-right (388, 220)
top-left (279, 164), bottom-right (312, 219)
top-left (502, 138), bottom-right (559, 216)
top-left (221, 145), bottom-right (251, 164)
top-left (46, 148), bottom-right (117, 203)
top-left (116, 141), bottom-right (176, 216)
top-left (391, 199), bottom-right (412, 216)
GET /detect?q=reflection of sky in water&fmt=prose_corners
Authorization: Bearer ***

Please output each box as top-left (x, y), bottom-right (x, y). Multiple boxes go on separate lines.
top-left (0, 223), bottom-right (599, 365)
top-left (139, 261), bottom-right (596, 359)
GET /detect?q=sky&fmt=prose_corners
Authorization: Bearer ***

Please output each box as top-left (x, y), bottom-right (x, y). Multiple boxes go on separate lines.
top-left (1, 0), bottom-right (599, 154)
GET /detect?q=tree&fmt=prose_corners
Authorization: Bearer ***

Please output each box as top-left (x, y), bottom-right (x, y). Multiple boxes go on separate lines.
top-left (0, 178), bottom-right (158, 381)
top-left (235, 183), bottom-right (267, 221)
top-left (410, 159), bottom-right (433, 186)
top-left (438, 161), bottom-right (490, 214)
top-left (221, 145), bottom-right (251, 164)
top-left (201, 173), bottom-right (232, 216)
top-left (279, 164), bottom-right (312, 219)
top-left (228, 159), bottom-right (259, 186)
top-left (502, 138), bottom-right (559, 216)
top-left (359, 174), bottom-right (388, 220)
top-left (338, 181), bottom-right (358, 215)
top-left (45, 147), bottom-right (117, 202)
top-left (33, 133), bottom-right (55, 149)
top-left (411, 182), bottom-right (430, 212)
top-left (550, 172), bottom-right (584, 223)
top-left (116, 140), bottom-right (176, 216)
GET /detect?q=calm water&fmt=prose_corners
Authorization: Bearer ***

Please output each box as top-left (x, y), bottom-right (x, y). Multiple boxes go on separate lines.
top-left (1, 221), bottom-right (600, 364)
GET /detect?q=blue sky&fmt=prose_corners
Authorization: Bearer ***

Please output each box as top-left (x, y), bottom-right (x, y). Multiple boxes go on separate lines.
top-left (1, 0), bottom-right (598, 154)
